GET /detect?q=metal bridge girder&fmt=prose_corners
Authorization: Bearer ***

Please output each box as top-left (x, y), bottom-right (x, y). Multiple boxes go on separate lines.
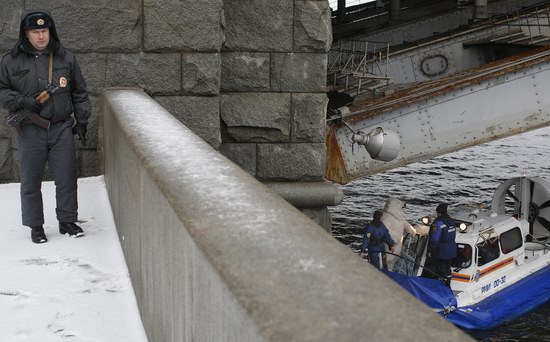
top-left (326, 50), bottom-right (550, 184)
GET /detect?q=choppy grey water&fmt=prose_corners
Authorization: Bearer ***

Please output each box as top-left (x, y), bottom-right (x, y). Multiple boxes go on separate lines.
top-left (329, 126), bottom-right (550, 341)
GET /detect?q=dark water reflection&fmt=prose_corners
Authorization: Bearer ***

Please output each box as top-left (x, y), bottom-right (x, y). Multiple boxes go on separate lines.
top-left (329, 126), bottom-right (550, 341)
top-left (467, 301), bottom-right (550, 341)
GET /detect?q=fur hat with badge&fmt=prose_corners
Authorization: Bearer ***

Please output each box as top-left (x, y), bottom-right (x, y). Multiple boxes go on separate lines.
top-left (22, 12), bottom-right (53, 30)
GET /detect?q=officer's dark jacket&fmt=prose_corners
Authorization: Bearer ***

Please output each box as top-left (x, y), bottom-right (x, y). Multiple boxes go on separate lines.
top-left (0, 9), bottom-right (91, 124)
top-left (428, 214), bottom-right (457, 260)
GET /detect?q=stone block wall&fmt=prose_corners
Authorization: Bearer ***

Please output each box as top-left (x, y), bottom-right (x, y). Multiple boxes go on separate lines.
top-left (221, 0), bottom-right (331, 182)
top-left (0, 0), bottom-right (332, 185)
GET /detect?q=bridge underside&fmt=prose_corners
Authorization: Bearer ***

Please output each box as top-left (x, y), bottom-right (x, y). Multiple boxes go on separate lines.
top-left (326, 1), bottom-right (550, 184)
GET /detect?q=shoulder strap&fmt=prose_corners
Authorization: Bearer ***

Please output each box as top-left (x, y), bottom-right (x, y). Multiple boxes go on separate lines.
top-left (48, 53), bottom-right (53, 85)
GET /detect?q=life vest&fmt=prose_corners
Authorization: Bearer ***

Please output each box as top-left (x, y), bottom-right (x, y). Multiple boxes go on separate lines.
top-left (431, 217), bottom-right (457, 259)
top-left (440, 218), bottom-right (456, 242)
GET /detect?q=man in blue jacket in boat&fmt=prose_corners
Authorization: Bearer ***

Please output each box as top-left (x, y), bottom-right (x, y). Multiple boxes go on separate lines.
top-left (361, 210), bottom-right (396, 270)
top-left (422, 203), bottom-right (457, 287)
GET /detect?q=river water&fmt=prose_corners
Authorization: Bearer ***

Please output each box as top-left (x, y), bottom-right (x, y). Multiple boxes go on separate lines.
top-left (329, 126), bottom-right (550, 341)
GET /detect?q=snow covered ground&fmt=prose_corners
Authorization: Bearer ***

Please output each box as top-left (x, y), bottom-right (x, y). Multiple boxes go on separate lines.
top-left (0, 176), bottom-right (148, 342)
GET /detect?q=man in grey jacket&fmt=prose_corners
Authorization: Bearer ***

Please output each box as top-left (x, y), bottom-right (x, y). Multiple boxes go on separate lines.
top-left (0, 10), bottom-right (91, 243)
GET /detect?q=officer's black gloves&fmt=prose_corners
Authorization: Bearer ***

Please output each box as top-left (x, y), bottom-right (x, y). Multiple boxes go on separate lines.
top-left (20, 96), bottom-right (41, 113)
top-left (73, 123), bottom-right (87, 146)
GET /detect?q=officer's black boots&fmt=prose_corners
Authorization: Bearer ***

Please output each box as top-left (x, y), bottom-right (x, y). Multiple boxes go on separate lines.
top-left (30, 223), bottom-right (84, 242)
top-left (31, 226), bottom-right (47, 244)
top-left (59, 222), bottom-right (85, 238)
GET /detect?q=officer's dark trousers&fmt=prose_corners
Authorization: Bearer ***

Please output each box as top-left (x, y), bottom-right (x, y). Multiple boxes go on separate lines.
top-left (422, 257), bottom-right (452, 287)
top-left (435, 259), bottom-right (453, 287)
top-left (17, 119), bottom-right (77, 227)
top-left (369, 251), bottom-right (389, 270)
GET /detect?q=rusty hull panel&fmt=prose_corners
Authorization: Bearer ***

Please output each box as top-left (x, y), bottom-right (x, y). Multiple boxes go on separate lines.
top-left (325, 127), bottom-right (351, 185)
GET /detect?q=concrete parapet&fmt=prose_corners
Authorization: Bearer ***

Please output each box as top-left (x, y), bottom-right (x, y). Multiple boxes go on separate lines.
top-left (101, 88), bottom-right (472, 341)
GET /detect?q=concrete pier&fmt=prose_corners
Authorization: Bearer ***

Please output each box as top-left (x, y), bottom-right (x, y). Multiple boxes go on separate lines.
top-left (100, 88), bottom-right (472, 341)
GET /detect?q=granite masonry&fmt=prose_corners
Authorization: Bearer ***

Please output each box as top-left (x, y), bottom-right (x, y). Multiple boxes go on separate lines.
top-left (0, 0), bottom-right (334, 227)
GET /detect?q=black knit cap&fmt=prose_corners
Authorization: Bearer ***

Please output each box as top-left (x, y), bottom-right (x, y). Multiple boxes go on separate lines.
top-left (373, 210), bottom-right (384, 220)
top-left (436, 203), bottom-right (448, 215)
top-left (22, 12), bottom-right (53, 30)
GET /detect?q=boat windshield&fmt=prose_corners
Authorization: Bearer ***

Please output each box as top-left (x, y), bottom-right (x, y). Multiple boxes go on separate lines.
top-left (477, 236), bottom-right (501, 266)
top-left (452, 243), bottom-right (472, 269)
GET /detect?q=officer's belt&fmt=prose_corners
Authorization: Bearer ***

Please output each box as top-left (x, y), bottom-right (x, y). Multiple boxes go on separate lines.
top-left (28, 113), bottom-right (51, 129)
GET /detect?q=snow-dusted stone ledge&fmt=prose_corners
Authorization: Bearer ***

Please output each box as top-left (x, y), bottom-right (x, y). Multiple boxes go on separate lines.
top-left (99, 88), bottom-right (470, 342)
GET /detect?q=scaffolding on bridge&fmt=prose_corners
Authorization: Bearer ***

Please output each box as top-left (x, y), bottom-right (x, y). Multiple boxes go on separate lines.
top-left (327, 39), bottom-right (394, 96)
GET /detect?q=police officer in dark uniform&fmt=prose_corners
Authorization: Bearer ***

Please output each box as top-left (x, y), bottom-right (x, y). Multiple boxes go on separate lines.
top-left (422, 203), bottom-right (457, 286)
top-left (0, 10), bottom-right (91, 243)
top-left (360, 210), bottom-right (396, 270)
